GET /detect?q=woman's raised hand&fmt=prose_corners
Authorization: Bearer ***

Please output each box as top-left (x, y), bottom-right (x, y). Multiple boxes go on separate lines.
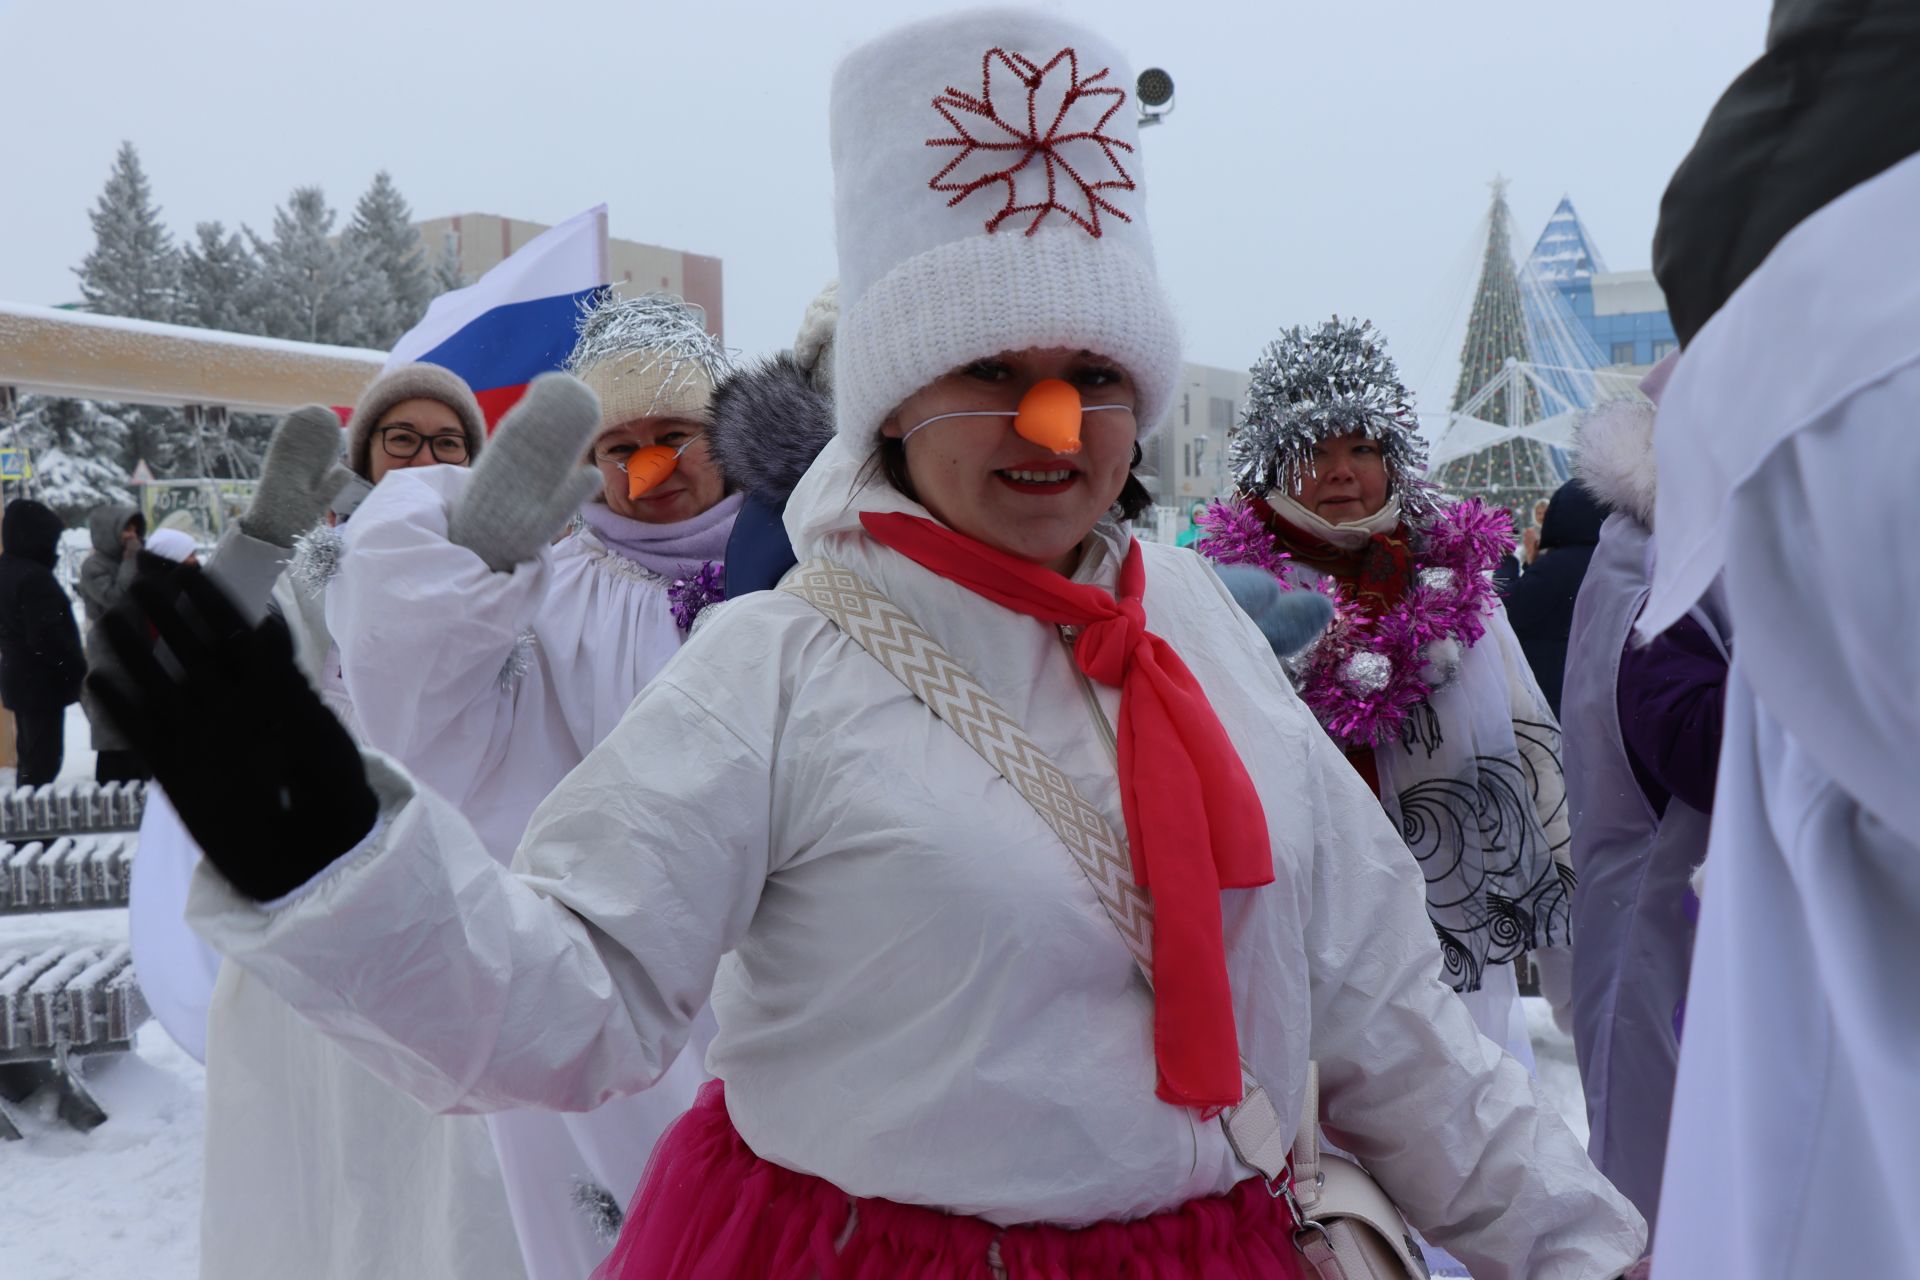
top-left (239, 405), bottom-right (357, 549)
top-left (447, 373), bottom-right (603, 572)
top-left (87, 566), bottom-right (378, 902)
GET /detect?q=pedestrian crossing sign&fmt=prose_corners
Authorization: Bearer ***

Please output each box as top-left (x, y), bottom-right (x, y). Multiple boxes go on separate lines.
top-left (0, 448), bottom-right (29, 481)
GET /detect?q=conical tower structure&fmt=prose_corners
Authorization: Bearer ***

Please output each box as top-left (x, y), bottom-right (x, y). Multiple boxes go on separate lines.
top-left (1434, 178), bottom-right (1561, 515)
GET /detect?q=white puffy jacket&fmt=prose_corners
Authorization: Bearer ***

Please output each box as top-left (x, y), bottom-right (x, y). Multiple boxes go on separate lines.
top-left (191, 433), bottom-right (1645, 1278)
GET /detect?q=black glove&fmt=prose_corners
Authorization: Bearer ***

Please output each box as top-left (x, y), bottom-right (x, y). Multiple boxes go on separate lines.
top-left (87, 565), bottom-right (378, 902)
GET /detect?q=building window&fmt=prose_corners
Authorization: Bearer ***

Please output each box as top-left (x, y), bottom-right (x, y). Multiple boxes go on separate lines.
top-left (1183, 443), bottom-right (1193, 477)
top-left (1651, 339), bottom-right (1677, 361)
top-left (1611, 341), bottom-right (1637, 365)
top-left (1208, 396), bottom-right (1234, 431)
top-left (1182, 394), bottom-right (1191, 426)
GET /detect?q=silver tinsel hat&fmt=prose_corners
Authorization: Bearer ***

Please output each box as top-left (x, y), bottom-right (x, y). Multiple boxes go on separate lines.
top-left (564, 290), bottom-right (733, 429)
top-left (1229, 317), bottom-right (1431, 513)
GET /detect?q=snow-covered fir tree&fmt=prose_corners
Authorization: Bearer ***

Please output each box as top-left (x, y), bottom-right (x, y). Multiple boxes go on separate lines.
top-left (345, 171), bottom-right (433, 348)
top-left (246, 186), bottom-right (390, 348)
top-left (178, 221), bottom-right (259, 333)
top-left (432, 237), bottom-right (467, 295)
top-left (9, 397), bottom-right (137, 525)
top-left (75, 141), bottom-right (180, 321)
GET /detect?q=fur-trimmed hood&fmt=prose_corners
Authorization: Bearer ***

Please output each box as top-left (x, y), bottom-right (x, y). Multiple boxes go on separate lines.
top-left (1572, 399), bottom-right (1657, 528)
top-left (706, 352), bottom-right (835, 504)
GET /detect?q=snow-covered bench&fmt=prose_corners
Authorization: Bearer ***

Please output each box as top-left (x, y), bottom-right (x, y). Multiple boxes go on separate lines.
top-left (0, 944), bottom-right (148, 1136)
top-left (0, 781), bottom-right (146, 840)
top-left (0, 836), bottom-right (137, 915)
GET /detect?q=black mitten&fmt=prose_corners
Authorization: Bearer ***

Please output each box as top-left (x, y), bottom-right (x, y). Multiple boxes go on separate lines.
top-left (88, 566), bottom-right (378, 901)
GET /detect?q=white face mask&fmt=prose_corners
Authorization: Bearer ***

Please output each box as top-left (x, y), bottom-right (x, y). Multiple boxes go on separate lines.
top-left (901, 378), bottom-right (1131, 456)
top-left (1265, 489), bottom-right (1405, 551)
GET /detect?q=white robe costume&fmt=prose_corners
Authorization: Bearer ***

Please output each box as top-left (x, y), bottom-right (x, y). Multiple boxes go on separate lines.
top-left (1645, 151), bottom-right (1920, 1276)
top-left (188, 435), bottom-right (1645, 1279)
top-left (173, 525), bottom-right (527, 1280)
top-left (326, 467), bottom-right (727, 1280)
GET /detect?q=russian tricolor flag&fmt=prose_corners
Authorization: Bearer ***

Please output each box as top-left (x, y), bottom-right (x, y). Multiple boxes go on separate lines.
top-left (385, 204), bottom-right (611, 426)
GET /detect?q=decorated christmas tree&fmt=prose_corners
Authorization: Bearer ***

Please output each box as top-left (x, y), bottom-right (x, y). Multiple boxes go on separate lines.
top-left (1434, 179), bottom-right (1561, 516)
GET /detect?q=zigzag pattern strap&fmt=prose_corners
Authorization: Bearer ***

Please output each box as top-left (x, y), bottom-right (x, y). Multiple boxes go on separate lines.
top-left (782, 559), bottom-right (1287, 1181)
top-left (784, 560), bottom-right (1155, 971)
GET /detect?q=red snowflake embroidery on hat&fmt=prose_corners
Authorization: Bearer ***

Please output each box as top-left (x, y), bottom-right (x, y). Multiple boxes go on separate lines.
top-left (927, 47), bottom-right (1136, 238)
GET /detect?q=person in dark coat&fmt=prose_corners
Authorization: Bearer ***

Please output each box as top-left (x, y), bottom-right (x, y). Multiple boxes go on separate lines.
top-left (1654, 0), bottom-right (1920, 346)
top-left (77, 502), bottom-right (152, 781)
top-left (0, 498), bottom-right (87, 785)
top-left (1501, 477), bottom-right (1607, 717)
top-left (707, 287), bottom-right (838, 599)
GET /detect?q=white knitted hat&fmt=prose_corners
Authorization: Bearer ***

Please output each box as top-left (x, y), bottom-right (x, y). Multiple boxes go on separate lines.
top-left (565, 292), bottom-right (730, 434)
top-left (830, 8), bottom-right (1180, 446)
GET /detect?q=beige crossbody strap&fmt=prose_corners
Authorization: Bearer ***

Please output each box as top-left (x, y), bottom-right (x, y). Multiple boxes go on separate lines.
top-left (782, 559), bottom-right (1292, 1183)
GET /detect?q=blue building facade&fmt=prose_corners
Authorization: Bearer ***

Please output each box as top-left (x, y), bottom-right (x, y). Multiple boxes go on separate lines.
top-left (1526, 198), bottom-right (1677, 368)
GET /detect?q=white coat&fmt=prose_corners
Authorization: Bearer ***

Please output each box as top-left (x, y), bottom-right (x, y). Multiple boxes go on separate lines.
top-left (1646, 151), bottom-right (1920, 1276)
top-left (326, 468), bottom-right (717, 1280)
top-left (190, 434), bottom-right (1645, 1279)
top-left (181, 525), bottom-right (526, 1280)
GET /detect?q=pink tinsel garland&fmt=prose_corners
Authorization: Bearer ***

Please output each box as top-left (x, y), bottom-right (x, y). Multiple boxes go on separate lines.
top-left (1195, 498), bottom-right (1510, 748)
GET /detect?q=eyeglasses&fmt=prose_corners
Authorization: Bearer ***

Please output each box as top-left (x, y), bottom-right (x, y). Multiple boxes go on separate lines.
top-left (378, 426), bottom-right (470, 463)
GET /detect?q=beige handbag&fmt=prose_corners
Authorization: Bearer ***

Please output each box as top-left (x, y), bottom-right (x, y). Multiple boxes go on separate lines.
top-left (1285, 1063), bottom-right (1431, 1279)
top-left (783, 561), bottom-right (1429, 1280)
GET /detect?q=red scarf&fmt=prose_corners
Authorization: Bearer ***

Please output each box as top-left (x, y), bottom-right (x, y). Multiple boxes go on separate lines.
top-left (861, 512), bottom-right (1271, 1110)
top-left (1249, 496), bottom-right (1414, 619)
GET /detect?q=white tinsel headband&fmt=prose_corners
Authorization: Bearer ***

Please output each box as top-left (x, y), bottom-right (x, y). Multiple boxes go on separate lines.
top-left (1229, 317), bottom-right (1432, 514)
top-left (564, 289), bottom-right (733, 414)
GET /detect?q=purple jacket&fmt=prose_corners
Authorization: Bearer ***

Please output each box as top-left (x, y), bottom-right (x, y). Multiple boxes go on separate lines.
top-left (1562, 512), bottom-right (1728, 1231)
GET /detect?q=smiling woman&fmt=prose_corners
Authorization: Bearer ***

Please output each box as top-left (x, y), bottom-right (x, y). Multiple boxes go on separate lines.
top-left (876, 347), bottom-right (1147, 574)
top-left (111, 10), bottom-right (1644, 1280)
top-left (1199, 317), bottom-right (1577, 1089)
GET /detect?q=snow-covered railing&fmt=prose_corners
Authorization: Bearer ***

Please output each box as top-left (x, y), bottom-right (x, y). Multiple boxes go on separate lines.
top-left (0, 300), bottom-right (384, 414)
top-left (0, 836), bottom-right (137, 914)
top-left (0, 944), bottom-right (148, 1136)
top-left (0, 780), bottom-right (146, 839)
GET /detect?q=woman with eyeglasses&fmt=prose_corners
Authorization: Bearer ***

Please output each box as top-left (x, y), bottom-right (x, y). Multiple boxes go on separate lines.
top-left (320, 292), bottom-right (740, 1280)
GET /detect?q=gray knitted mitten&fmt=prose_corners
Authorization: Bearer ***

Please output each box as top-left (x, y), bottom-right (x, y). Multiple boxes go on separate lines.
top-left (1214, 565), bottom-right (1335, 659)
top-left (447, 373), bottom-right (602, 573)
top-left (238, 406), bottom-right (357, 548)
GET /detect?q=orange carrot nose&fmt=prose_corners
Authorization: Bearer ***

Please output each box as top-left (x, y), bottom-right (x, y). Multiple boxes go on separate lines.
top-left (1014, 379), bottom-right (1084, 455)
top-left (625, 445), bottom-right (680, 498)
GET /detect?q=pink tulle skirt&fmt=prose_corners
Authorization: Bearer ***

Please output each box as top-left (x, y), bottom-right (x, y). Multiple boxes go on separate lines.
top-left (593, 1080), bottom-right (1308, 1280)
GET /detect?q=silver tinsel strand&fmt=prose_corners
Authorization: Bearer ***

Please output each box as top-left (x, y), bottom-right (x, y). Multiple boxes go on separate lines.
top-left (497, 628), bottom-right (538, 691)
top-left (564, 290), bottom-right (734, 414)
top-left (1418, 567), bottom-right (1458, 594)
top-left (1341, 650), bottom-right (1393, 694)
top-left (569, 1177), bottom-right (624, 1243)
top-left (288, 525), bottom-right (345, 595)
top-left (1228, 316), bottom-right (1435, 517)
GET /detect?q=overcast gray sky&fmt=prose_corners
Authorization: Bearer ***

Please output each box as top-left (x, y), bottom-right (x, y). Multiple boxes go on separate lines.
top-left (0, 0), bottom-right (1767, 411)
